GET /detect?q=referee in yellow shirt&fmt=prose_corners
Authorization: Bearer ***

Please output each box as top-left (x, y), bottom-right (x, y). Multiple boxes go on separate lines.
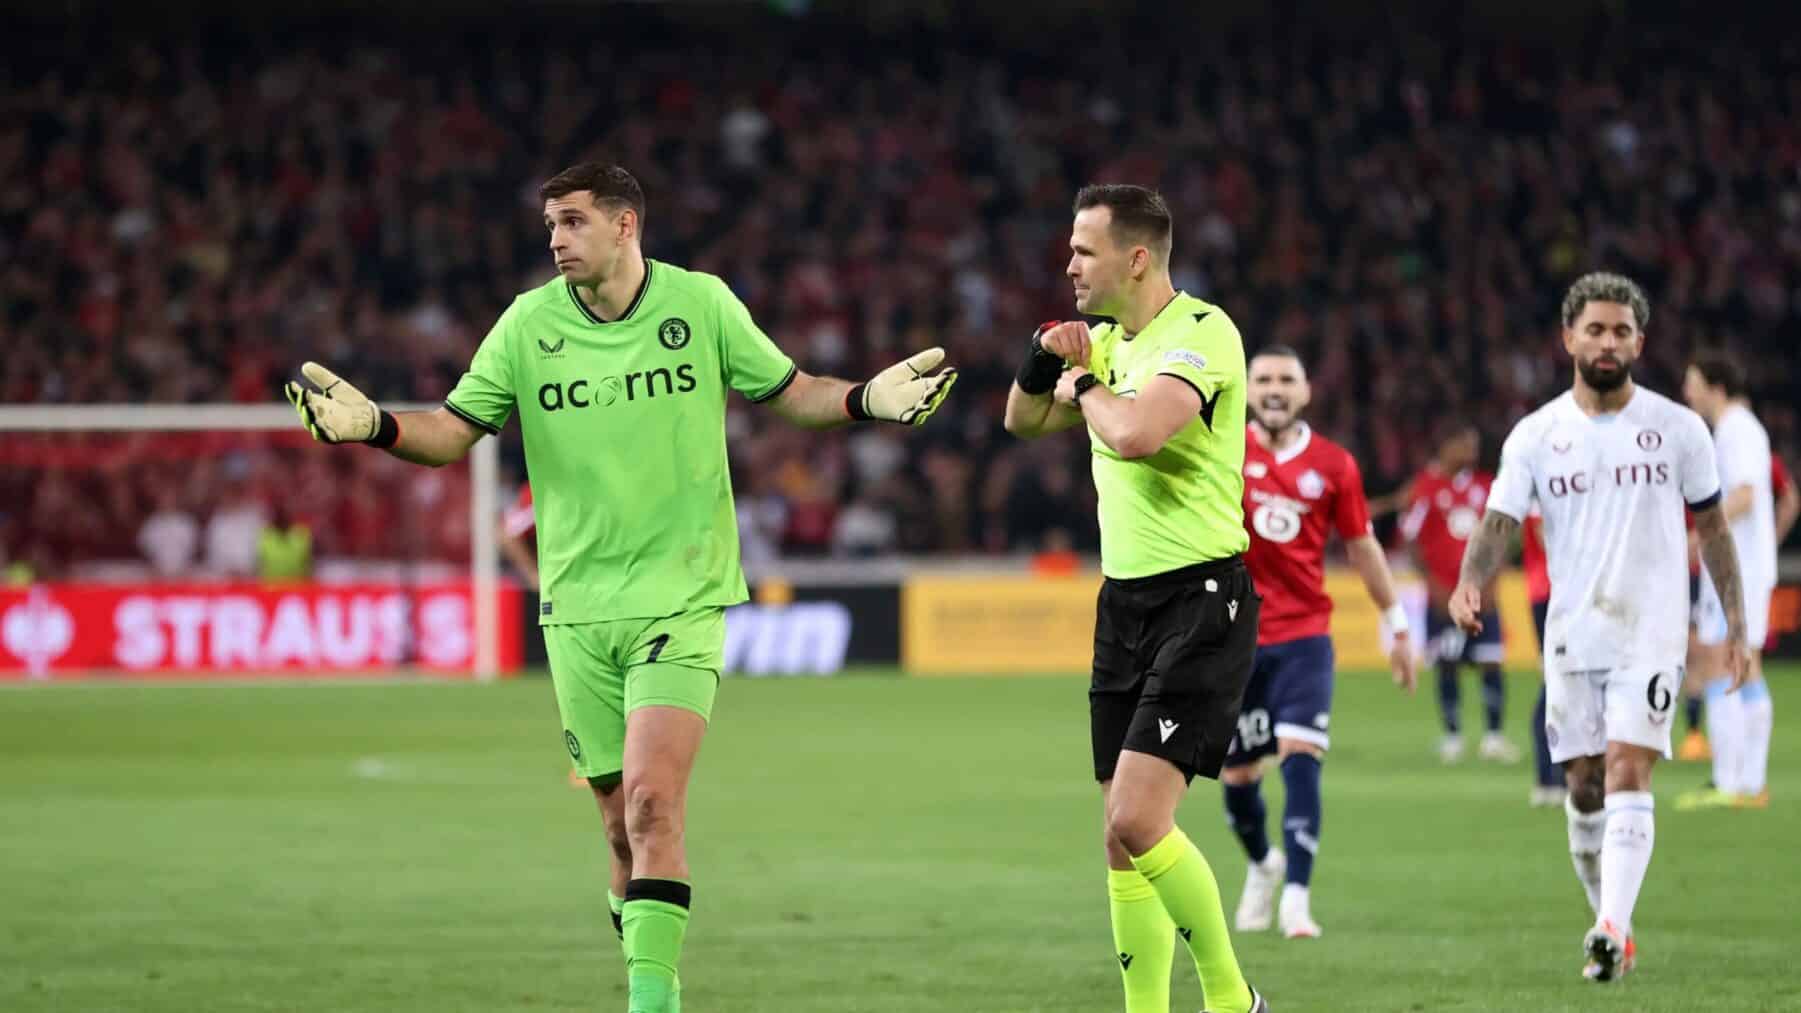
top-left (1005, 184), bottom-right (1267, 1013)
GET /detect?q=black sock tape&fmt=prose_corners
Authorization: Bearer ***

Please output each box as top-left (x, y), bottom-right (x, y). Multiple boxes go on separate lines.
top-left (624, 878), bottom-right (692, 910)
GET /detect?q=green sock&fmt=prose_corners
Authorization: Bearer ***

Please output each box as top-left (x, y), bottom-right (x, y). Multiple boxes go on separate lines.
top-left (623, 879), bottom-right (691, 1013)
top-left (613, 888), bottom-right (682, 1004)
top-left (1131, 828), bottom-right (1252, 1013)
top-left (1108, 868), bottom-right (1175, 1012)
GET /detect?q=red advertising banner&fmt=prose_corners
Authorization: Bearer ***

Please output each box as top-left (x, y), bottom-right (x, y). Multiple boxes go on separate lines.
top-left (0, 582), bottom-right (521, 679)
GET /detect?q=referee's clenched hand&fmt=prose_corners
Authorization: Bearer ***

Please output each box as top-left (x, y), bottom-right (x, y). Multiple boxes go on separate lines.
top-left (1038, 320), bottom-right (1093, 368)
top-left (1054, 367), bottom-right (1092, 407)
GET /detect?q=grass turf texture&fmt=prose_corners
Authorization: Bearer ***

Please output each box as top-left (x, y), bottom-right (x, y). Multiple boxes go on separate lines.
top-left (3, 667), bottom-right (1798, 1012)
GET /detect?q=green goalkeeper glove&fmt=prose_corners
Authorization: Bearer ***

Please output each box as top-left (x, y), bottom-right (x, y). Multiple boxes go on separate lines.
top-left (845, 347), bottom-right (958, 425)
top-left (284, 362), bottom-right (400, 448)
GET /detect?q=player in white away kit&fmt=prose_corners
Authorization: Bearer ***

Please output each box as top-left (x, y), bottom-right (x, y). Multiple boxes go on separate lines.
top-left (1678, 351), bottom-right (1778, 810)
top-left (1449, 273), bottom-right (1750, 984)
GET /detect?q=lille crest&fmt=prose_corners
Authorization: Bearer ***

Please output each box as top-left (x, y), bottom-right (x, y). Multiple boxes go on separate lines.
top-left (1297, 469), bottom-right (1326, 499)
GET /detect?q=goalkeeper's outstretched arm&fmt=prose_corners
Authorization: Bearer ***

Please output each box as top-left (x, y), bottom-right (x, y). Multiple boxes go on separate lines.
top-left (285, 361), bottom-right (484, 467)
top-left (766, 372), bottom-right (859, 430)
top-left (385, 408), bottom-right (486, 467)
top-left (766, 348), bottom-right (957, 429)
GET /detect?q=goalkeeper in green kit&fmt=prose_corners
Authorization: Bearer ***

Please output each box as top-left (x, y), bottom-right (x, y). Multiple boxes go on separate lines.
top-left (284, 163), bottom-right (956, 1013)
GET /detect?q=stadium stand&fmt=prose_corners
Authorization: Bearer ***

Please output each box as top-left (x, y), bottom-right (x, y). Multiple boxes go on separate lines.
top-left (3, 14), bottom-right (1797, 575)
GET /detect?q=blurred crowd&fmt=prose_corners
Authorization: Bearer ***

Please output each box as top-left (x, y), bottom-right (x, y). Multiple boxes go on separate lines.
top-left (0, 433), bottom-right (471, 581)
top-left (4, 15), bottom-right (1799, 574)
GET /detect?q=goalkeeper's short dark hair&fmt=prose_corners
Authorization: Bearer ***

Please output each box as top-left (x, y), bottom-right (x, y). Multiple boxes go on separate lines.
top-left (540, 163), bottom-right (646, 224)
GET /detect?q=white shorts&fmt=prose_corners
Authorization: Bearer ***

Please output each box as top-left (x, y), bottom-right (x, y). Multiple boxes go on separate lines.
top-left (1542, 657), bottom-right (1684, 764)
top-left (1694, 577), bottom-right (1772, 649)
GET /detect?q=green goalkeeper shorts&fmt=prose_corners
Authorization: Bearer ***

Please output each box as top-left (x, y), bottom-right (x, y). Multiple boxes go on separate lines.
top-left (543, 607), bottom-right (725, 781)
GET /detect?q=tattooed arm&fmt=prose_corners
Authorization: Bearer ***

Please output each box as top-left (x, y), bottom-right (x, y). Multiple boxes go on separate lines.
top-left (1693, 501), bottom-right (1753, 689)
top-left (1447, 509), bottom-right (1521, 635)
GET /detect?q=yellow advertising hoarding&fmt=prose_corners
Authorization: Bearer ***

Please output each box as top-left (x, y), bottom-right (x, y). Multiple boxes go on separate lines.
top-left (900, 574), bottom-right (1102, 674)
top-left (901, 569), bottom-right (1540, 675)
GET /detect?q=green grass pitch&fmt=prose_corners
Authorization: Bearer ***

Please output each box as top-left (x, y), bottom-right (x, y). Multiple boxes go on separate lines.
top-left (3, 667), bottom-right (1798, 1012)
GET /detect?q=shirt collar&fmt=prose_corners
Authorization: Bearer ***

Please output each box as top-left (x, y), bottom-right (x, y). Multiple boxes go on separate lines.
top-left (1273, 422), bottom-right (1313, 465)
top-left (567, 259), bottom-right (654, 326)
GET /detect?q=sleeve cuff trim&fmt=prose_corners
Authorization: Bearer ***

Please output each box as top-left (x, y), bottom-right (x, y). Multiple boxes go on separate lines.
top-left (749, 363), bottom-right (800, 404)
top-left (1688, 489), bottom-right (1723, 512)
top-left (444, 400), bottom-right (502, 435)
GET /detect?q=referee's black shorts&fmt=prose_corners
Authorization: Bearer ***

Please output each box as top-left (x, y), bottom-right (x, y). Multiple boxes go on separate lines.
top-left (1091, 555), bottom-right (1261, 784)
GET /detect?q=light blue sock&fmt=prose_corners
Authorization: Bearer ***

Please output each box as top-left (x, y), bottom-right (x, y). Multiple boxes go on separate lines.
top-left (1704, 678), bottom-right (1744, 793)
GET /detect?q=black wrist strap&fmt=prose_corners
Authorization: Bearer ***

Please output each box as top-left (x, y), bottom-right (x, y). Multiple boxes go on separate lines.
top-left (844, 383), bottom-right (875, 422)
top-left (1015, 322), bottom-right (1065, 395)
top-left (367, 409), bottom-right (401, 449)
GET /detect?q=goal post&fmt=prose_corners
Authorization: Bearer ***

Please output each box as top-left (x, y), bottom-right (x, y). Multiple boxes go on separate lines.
top-left (0, 403), bottom-right (505, 681)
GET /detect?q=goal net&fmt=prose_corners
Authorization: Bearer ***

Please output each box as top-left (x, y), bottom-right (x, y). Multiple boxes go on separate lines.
top-left (0, 403), bottom-right (511, 681)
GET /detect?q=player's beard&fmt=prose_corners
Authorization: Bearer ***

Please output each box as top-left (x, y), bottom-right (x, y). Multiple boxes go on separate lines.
top-left (1253, 412), bottom-right (1294, 440)
top-left (1577, 355), bottom-right (1632, 392)
top-left (1252, 399), bottom-right (1295, 438)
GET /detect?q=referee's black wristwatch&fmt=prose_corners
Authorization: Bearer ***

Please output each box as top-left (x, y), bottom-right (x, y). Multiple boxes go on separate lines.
top-left (1071, 372), bottom-right (1102, 403)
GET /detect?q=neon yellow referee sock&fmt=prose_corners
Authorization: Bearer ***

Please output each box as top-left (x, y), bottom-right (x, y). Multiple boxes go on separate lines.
top-left (1108, 868), bottom-right (1175, 1012)
top-left (1131, 828), bottom-right (1252, 1013)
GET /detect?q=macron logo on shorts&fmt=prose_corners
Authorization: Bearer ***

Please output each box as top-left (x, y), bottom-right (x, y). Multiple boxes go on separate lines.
top-left (1159, 718), bottom-right (1180, 743)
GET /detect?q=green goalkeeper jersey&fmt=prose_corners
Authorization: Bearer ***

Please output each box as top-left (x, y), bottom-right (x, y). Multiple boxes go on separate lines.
top-left (1086, 292), bottom-right (1250, 579)
top-left (446, 260), bottom-right (797, 624)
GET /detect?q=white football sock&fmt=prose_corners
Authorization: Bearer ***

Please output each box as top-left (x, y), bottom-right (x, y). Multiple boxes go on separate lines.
top-left (1739, 682), bottom-right (1773, 795)
top-left (1565, 796), bottom-right (1606, 914)
top-left (1706, 682), bottom-right (1744, 794)
top-left (1599, 791), bottom-right (1655, 936)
